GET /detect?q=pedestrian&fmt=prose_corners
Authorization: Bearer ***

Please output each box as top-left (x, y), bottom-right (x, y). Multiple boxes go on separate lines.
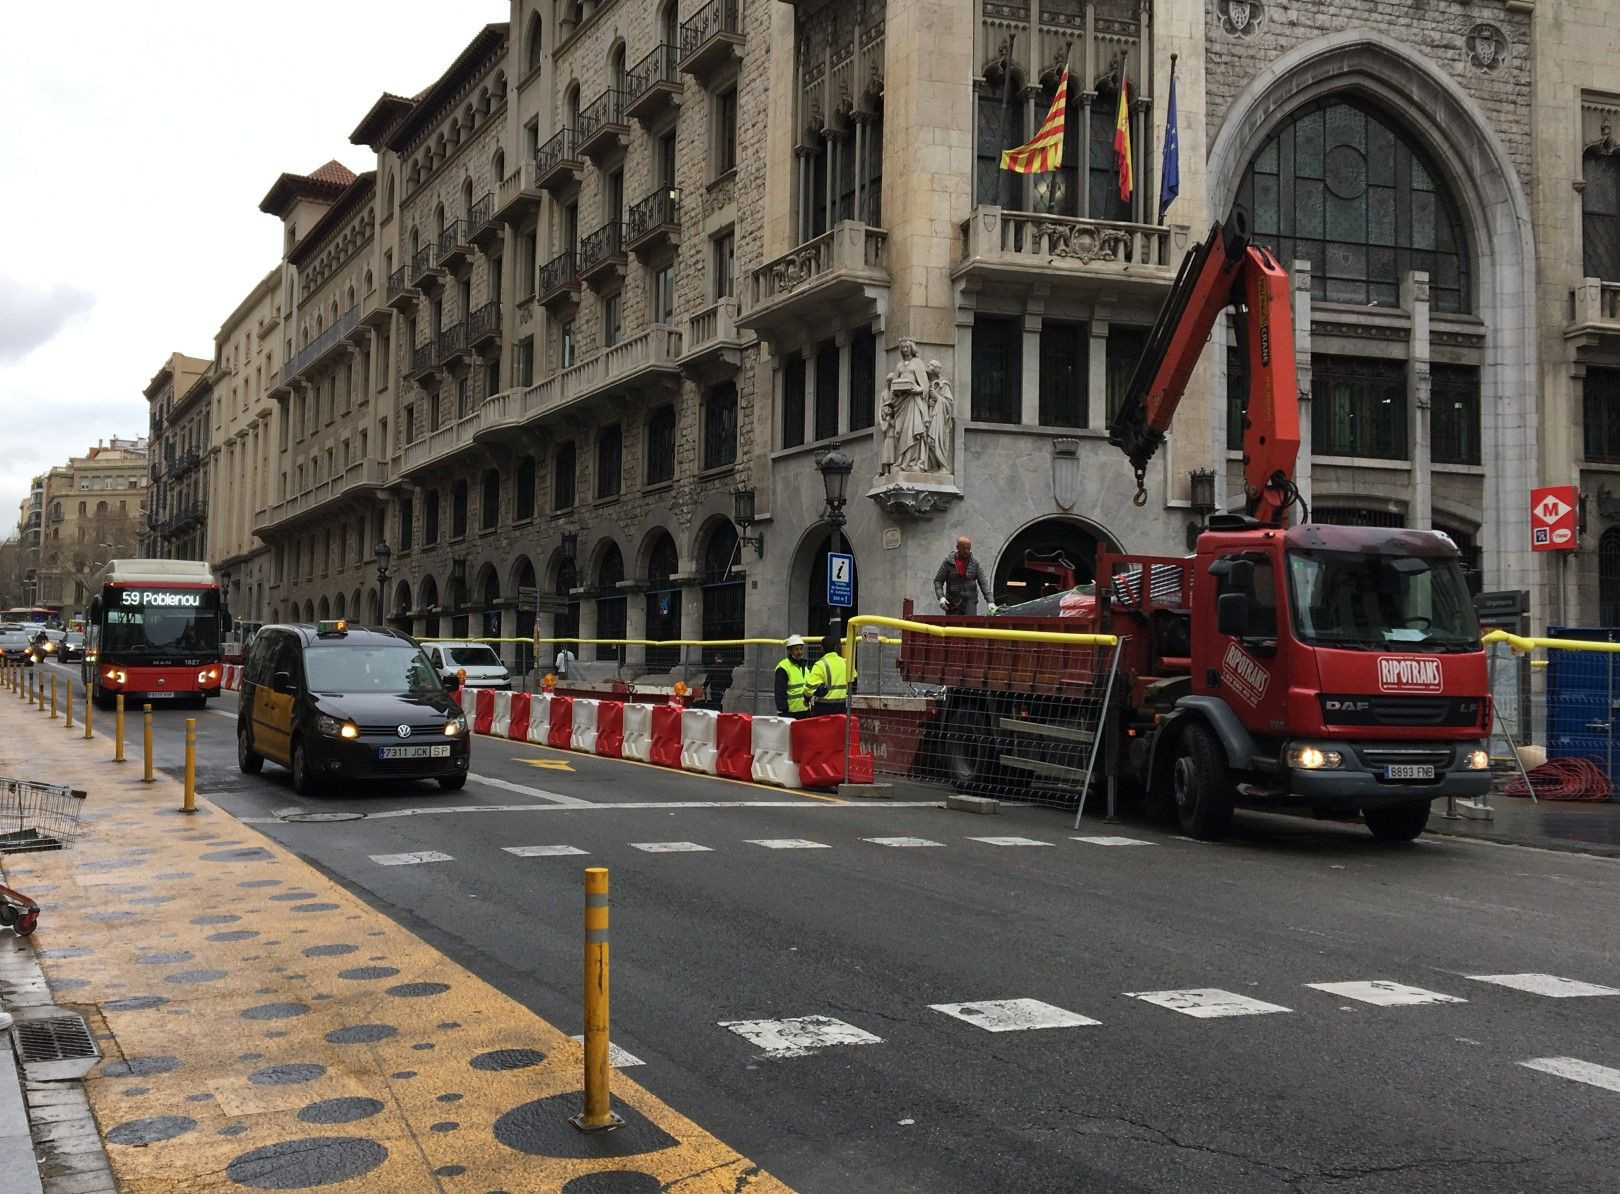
top-left (808, 628), bottom-right (856, 716)
top-left (699, 652), bottom-right (734, 711)
top-left (933, 536), bottom-right (996, 616)
top-left (554, 644), bottom-right (577, 680)
top-left (773, 634), bottom-right (813, 719)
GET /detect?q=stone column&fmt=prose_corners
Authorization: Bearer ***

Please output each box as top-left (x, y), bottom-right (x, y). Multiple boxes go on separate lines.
top-left (1021, 286), bottom-right (1047, 426)
top-left (1402, 271), bottom-right (1432, 530)
top-left (836, 330), bottom-right (852, 435)
top-left (623, 585), bottom-right (647, 670)
top-left (1292, 261), bottom-right (1313, 513)
top-left (1087, 314), bottom-right (1110, 431)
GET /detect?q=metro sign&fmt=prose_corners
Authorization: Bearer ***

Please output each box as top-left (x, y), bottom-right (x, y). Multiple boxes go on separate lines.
top-left (1529, 485), bottom-right (1579, 553)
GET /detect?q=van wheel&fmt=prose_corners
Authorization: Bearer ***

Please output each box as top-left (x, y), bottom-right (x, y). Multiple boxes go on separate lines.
top-left (1172, 721), bottom-right (1234, 841)
top-left (437, 773), bottom-right (467, 792)
top-left (290, 737), bottom-right (320, 795)
top-left (1364, 803), bottom-right (1430, 842)
top-left (237, 722), bottom-right (263, 774)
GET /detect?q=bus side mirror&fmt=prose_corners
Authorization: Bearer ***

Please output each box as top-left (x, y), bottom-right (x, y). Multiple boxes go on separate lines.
top-left (89, 597), bottom-right (101, 620)
top-left (1217, 592), bottom-right (1251, 638)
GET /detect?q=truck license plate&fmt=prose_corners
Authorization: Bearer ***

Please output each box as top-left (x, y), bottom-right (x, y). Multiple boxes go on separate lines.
top-left (1383, 764), bottom-right (1434, 780)
top-left (379, 744), bottom-right (451, 760)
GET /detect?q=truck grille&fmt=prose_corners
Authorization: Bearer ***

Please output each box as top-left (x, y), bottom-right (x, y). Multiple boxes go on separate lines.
top-left (1354, 746), bottom-right (1455, 769)
top-left (1319, 695), bottom-right (1481, 728)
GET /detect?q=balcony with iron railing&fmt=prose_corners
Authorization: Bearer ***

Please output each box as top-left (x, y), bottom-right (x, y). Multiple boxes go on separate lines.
top-left (625, 44), bottom-right (682, 125)
top-left (467, 193), bottom-right (498, 248)
top-left (409, 242), bottom-right (442, 287)
top-left (171, 447), bottom-right (202, 477)
top-left (437, 218), bottom-right (471, 269)
top-left (536, 128), bottom-right (583, 195)
top-left (575, 88), bottom-right (629, 164)
top-left (679, 0), bottom-right (743, 82)
top-left (954, 207), bottom-right (1190, 299)
top-left (436, 322), bottom-right (467, 365)
top-left (538, 251), bottom-right (580, 307)
top-left (494, 159), bottom-right (543, 223)
top-left (280, 305), bottom-right (359, 386)
top-left (738, 221), bottom-right (888, 341)
top-left (408, 337), bottom-right (441, 381)
top-left (578, 221), bottom-right (628, 288)
top-left (627, 187), bottom-right (680, 256)
top-left (1567, 278), bottom-right (1620, 350)
top-left (386, 262), bottom-right (418, 312)
top-left (467, 301), bottom-right (501, 351)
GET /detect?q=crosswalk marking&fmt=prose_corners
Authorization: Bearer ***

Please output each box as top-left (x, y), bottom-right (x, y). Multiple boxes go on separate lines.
top-left (1307, 980), bottom-right (1465, 1007)
top-left (1519, 1057), bottom-right (1620, 1094)
top-left (930, 998), bottom-right (1100, 1032)
top-left (568, 1036), bottom-right (645, 1067)
top-left (862, 837), bottom-right (945, 848)
top-left (1127, 988), bottom-right (1292, 1018)
top-left (629, 841), bottom-right (712, 853)
top-left (1468, 973), bottom-right (1620, 998)
top-left (718, 1016), bottom-right (883, 1059)
top-left (745, 839), bottom-right (831, 850)
top-left (1071, 835), bottom-right (1153, 847)
top-left (966, 836), bottom-right (1052, 847)
top-left (369, 851), bottom-right (454, 866)
top-left (503, 845), bottom-right (588, 858)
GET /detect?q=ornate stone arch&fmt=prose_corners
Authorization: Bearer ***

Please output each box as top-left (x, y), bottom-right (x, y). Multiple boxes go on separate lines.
top-left (1206, 28), bottom-right (1536, 591)
top-left (632, 509), bottom-right (686, 578)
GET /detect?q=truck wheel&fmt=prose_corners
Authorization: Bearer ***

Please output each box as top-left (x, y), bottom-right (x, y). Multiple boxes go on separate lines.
top-left (1363, 803), bottom-right (1430, 842)
top-left (941, 698), bottom-right (1029, 797)
top-left (1172, 722), bottom-right (1234, 840)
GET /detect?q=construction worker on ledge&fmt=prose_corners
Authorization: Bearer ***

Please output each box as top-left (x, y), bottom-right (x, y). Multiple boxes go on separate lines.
top-left (774, 634), bottom-right (813, 719)
top-left (808, 627), bottom-right (857, 716)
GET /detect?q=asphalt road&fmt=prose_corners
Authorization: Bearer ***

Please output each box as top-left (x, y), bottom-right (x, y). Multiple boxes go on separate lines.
top-left (36, 658), bottom-right (1620, 1192)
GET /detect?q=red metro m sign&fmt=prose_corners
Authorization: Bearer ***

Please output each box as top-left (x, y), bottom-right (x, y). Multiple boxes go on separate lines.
top-left (1529, 485), bottom-right (1579, 553)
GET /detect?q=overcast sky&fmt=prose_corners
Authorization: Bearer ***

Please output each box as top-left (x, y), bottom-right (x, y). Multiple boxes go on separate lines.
top-left (0, 2), bottom-right (507, 534)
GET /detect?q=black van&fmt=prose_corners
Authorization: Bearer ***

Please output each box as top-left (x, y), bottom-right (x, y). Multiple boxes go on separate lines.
top-left (237, 621), bottom-right (469, 795)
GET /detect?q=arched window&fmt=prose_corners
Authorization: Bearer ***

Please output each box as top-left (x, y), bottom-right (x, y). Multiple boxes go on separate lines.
top-left (391, 580), bottom-right (411, 631)
top-left (493, 148), bottom-right (507, 183)
top-left (515, 455), bottom-right (537, 520)
top-left (384, 173), bottom-right (395, 211)
top-left (1600, 528), bottom-right (1620, 627)
top-left (660, 1), bottom-right (678, 49)
top-left (419, 576), bottom-right (439, 638)
top-left (1583, 140), bottom-right (1620, 281)
top-left (512, 557), bottom-right (536, 674)
top-left (461, 177), bottom-right (474, 222)
top-left (565, 83), bottom-right (581, 130)
top-left (701, 523), bottom-right (744, 665)
top-left (480, 468), bottom-right (500, 531)
top-left (479, 566), bottom-right (502, 641)
top-left (644, 533), bottom-right (681, 673)
top-left (526, 14), bottom-right (544, 73)
top-left (1233, 97), bottom-right (1472, 313)
top-left (435, 203), bottom-right (446, 236)
top-left (609, 44), bottom-right (626, 96)
top-left (594, 543), bottom-right (626, 661)
top-left (806, 532), bottom-right (857, 640)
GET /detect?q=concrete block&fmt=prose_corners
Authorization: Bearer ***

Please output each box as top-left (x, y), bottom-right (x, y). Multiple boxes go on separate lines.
top-left (946, 793), bottom-right (999, 815)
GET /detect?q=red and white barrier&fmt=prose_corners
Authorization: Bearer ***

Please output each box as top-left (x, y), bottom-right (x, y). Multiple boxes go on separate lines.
top-left (571, 698), bottom-right (599, 754)
top-left (715, 713), bottom-right (754, 781)
top-left (489, 690), bottom-right (512, 739)
top-left (680, 708), bottom-right (720, 775)
top-left (621, 702), bottom-right (652, 762)
top-left (507, 692), bottom-right (531, 742)
top-left (650, 704), bottom-right (683, 769)
top-left (595, 700), bottom-right (624, 758)
top-left (472, 689), bottom-right (495, 736)
top-left (547, 695), bottom-right (573, 750)
top-left (223, 664), bottom-right (243, 691)
top-left (750, 716), bottom-right (801, 789)
top-left (526, 694), bottom-right (551, 744)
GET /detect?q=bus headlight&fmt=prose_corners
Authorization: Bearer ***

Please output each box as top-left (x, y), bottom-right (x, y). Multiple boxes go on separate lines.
top-left (1286, 746), bottom-right (1344, 770)
top-left (1463, 749), bottom-right (1490, 771)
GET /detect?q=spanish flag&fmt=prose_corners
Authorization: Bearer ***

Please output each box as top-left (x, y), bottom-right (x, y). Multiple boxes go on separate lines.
top-left (1114, 68), bottom-right (1134, 201)
top-left (1000, 65), bottom-right (1069, 174)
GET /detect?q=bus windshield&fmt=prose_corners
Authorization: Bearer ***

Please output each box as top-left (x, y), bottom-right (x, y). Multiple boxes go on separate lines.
top-left (101, 588), bottom-right (221, 658)
top-left (1286, 550), bottom-right (1480, 651)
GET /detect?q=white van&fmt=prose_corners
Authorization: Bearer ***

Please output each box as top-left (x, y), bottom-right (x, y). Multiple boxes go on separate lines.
top-left (424, 641), bottom-right (513, 690)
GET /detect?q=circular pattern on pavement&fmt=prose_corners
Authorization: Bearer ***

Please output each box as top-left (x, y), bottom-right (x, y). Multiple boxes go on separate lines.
top-left (469, 1049), bottom-right (546, 1072)
top-left (385, 982), bottom-right (449, 998)
top-left (337, 966), bottom-right (399, 981)
top-left (302, 944), bottom-right (357, 957)
top-left (102, 1056), bottom-right (181, 1078)
top-left (242, 1003), bottom-right (310, 1021)
top-left (226, 1137), bottom-right (387, 1189)
top-left (324, 1024), bottom-right (396, 1045)
top-left (106, 1115), bottom-right (196, 1145)
top-left (248, 1064), bottom-right (327, 1086)
top-left (297, 1097), bottom-right (385, 1125)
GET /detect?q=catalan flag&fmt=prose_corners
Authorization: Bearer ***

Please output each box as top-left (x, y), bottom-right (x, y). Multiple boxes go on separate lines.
top-left (1000, 64), bottom-right (1069, 174)
top-left (1114, 67), bottom-right (1134, 201)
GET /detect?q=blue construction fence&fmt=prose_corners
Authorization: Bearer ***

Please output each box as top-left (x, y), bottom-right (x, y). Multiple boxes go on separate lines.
top-left (1543, 627), bottom-right (1619, 800)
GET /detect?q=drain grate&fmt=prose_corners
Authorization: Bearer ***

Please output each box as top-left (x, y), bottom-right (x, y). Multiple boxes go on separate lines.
top-left (13, 1013), bottom-right (99, 1065)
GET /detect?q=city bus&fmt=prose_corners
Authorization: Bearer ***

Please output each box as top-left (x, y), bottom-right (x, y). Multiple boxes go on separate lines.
top-left (82, 559), bottom-right (228, 708)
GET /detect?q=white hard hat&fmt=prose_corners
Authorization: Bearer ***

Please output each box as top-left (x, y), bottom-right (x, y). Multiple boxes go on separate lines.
top-left (784, 634), bottom-right (805, 648)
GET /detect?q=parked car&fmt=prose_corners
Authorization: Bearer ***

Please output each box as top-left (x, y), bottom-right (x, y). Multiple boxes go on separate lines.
top-left (422, 641), bottom-right (513, 690)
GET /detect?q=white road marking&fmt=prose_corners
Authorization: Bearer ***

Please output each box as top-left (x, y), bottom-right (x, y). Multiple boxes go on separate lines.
top-left (1519, 1057), bottom-right (1620, 1094)
top-left (718, 1015), bottom-right (883, 1059)
top-left (369, 851), bottom-right (454, 866)
top-left (238, 799), bottom-right (942, 824)
top-left (863, 837), bottom-right (945, 848)
top-left (467, 773), bottom-right (595, 807)
top-left (1468, 973), bottom-right (1620, 998)
top-left (629, 841), bottom-right (712, 853)
top-left (966, 836), bottom-right (1052, 847)
top-left (503, 845), bottom-right (589, 858)
top-left (1071, 835), bottom-right (1154, 847)
top-left (568, 1037), bottom-right (644, 1067)
top-left (746, 839), bottom-right (831, 850)
top-left (1306, 980), bottom-right (1466, 1007)
top-left (1127, 988), bottom-right (1292, 1018)
top-left (930, 998), bottom-right (1100, 1032)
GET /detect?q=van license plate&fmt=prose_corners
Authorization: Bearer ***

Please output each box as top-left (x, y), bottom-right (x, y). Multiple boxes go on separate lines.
top-left (1384, 764), bottom-right (1434, 780)
top-left (379, 744), bottom-right (450, 760)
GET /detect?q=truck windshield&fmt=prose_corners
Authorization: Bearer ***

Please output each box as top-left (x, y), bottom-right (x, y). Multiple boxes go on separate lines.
top-left (1286, 550), bottom-right (1479, 651)
top-left (305, 646), bottom-right (444, 696)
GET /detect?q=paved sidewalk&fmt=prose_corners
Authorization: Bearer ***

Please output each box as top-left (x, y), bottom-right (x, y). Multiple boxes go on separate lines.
top-left (0, 687), bottom-right (788, 1192)
top-left (1426, 792), bottom-right (1620, 857)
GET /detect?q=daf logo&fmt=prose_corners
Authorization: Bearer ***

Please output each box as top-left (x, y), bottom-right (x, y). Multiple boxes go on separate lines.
top-left (396, 725), bottom-right (412, 739)
top-left (1326, 700), bottom-right (1371, 712)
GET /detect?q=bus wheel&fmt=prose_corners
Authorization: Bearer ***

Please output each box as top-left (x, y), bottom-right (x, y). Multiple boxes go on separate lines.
top-left (1172, 721), bottom-right (1234, 840)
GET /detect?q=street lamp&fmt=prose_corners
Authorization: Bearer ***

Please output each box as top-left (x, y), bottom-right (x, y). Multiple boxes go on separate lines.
top-left (730, 486), bottom-right (764, 558)
top-left (559, 531), bottom-right (579, 590)
top-left (1187, 468), bottom-right (1217, 550)
top-left (816, 449), bottom-right (854, 552)
top-left (375, 541), bottom-right (392, 624)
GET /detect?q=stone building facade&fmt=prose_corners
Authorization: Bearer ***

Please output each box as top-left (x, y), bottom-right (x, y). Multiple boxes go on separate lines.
top-left (175, 0), bottom-right (1620, 660)
top-left (35, 441), bottom-right (148, 617)
top-left (142, 352), bottom-right (211, 562)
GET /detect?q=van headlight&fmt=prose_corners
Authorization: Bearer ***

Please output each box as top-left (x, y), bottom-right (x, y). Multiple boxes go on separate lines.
top-left (1463, 749), bottom-right (1490, 771)
top-left (444, 715), bottom-right (467, 737)
top-left (1286, 746), bottom-right (1344, 770)
top-left (318, 715), bottom-right (359, 739)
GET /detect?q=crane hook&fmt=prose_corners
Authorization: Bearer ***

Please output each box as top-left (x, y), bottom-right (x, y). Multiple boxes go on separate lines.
top-left (1131, 467), bottom-right (1148, 508)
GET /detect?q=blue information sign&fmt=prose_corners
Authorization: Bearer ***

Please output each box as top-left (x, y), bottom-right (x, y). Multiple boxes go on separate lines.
top-left (827, 552), bottom-right (854, 608)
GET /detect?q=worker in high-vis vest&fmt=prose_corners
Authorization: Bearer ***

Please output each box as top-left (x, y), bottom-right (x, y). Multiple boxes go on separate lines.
top-left (774, 634), bottom-right (813, 718)
top-left (809, 628), bottom-right (856, 715)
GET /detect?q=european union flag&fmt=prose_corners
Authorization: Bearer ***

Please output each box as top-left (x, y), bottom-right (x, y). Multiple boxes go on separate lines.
top-left (1159, 60), bottom-right (1180, 220)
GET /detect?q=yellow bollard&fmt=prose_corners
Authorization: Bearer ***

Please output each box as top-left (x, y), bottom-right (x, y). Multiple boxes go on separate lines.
top-left (50, 676), bottom-right (58, 719)
top-left (183, 718), bottom-right (197, 813)
top-left (114, 694), bottom-right (126, 762)
top-left (570, 866), bottom-right (623, 1133)
top-left (26, 670), bottom-right (34, 703)
top-left (83, 686), bottom-right (93, 740)
top-left (64, 678), bottom-right (73, 729)
top-left (142, 705), bottom-right (155, 783)
top-left (36, 672), bottom-right (45, 711)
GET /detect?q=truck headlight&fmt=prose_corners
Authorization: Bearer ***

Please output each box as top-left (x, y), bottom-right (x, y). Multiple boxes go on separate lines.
top-left (317, 715), bottom-right (359, 739)
top-left (1463, 749), bottom-right (1490, 771)
top-left (1287, 746), bottom-right (1344, 770)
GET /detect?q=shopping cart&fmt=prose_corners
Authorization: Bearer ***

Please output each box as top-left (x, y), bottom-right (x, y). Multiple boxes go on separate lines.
top-left (0, 778), bottom-right (87, 854)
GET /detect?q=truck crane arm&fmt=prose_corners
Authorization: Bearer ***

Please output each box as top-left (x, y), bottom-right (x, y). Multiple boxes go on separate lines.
top-left (1107, 214), bottom-right (1301, 527)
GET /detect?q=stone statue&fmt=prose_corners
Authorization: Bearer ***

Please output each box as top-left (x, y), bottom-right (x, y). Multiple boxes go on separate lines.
top-left (879, 371), bottom-right (899, 474)
top-left (925, 360), bottom-right (954, 473)
top-left (890, 339), bottom-right (933, 473)
top-left (870, 344), bottom-right (963, 521)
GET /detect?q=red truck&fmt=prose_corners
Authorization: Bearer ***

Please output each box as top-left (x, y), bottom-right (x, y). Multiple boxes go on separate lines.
top-left (901, 217), bottom-right (1491, 841)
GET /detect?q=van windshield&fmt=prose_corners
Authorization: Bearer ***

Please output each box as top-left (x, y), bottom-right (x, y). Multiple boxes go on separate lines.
top-left (304, 645), bottom-right (444, 695)
top-left (446, 646), bottom-right (502, 667)
top-left (1286, 549), bottom-right (1480, 651)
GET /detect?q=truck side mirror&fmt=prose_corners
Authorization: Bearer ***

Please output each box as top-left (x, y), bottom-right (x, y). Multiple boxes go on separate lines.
top-left (1227, 559), bottom-right (1255, 592)
top-left (1217, 592), bottom-right (1251, 638)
